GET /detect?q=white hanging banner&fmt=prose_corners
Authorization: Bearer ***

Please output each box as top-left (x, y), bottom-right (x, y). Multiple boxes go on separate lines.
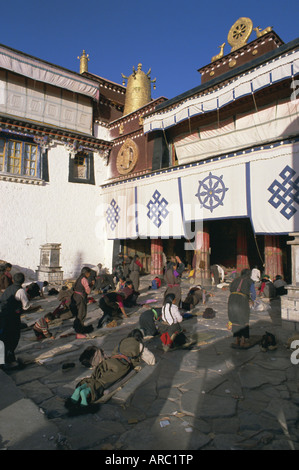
top-left (179, 161), bottom-right (248, 222)
top-left (137, 175), bottom-right (185, 238)
top-left (102, 185), bottom-right (137, 240)
top-left (250, 142), bottom-right (299, 234)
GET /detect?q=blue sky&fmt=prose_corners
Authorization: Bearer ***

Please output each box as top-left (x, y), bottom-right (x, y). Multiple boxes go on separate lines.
top-left (0, 0), bottom-right (298, 101)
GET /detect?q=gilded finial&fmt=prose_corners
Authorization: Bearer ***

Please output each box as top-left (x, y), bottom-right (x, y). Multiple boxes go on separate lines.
top-left (121, 63), bottom-right (157, 115)
top-left (77, 50), bottom-right (89, 74)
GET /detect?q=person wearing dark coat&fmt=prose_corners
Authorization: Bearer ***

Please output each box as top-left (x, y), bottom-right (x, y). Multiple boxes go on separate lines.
top-left (228, 268), bottom-right (256, 348)
top-left (163, 256), bottom-right (185, 306)
top-left (129, 255), bottom-right (142, 292)
top-left (71, 267), bottom-right (93, 334)
top-left (0, 272), bottom-right (39, 366)
top-left (139, 307), bottom-right (162, 337)
top-left (65, 329), bottom-right (155, 411)
top-left (97, 291), bottom-right (128, 328)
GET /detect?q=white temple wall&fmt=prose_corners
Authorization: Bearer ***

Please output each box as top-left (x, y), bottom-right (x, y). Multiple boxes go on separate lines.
top-left (0, 143), bottom-right (114, 281)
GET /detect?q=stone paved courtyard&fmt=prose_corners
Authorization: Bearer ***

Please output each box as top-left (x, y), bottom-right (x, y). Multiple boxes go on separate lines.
top-left (1, 275), bottom-right (299, 450)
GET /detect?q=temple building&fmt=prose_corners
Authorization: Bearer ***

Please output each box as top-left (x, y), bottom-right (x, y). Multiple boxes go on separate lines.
top-left (0, 17), bottom-right (299, 285)
top-left (101, 17), bottom-right (299, 283)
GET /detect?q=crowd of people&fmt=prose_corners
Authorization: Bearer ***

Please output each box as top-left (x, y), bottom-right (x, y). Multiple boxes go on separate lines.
top-left (0, 255), bottom-right (288, 411)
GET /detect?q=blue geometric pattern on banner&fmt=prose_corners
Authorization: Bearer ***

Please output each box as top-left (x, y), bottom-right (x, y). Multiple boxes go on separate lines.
top-left (106, 198), bottom-right (121, 230)
top-left (195, 172), bottom-right (229, 213)
top-left (146, 190), bottom-right (169, 228)
top-left (268, 165), bottom-right (299, 220)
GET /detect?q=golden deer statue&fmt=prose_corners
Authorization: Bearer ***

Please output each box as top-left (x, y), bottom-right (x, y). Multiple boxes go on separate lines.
top-left (253, 26), bottom-right (273, 38)
top-left (211, 43), bottom-right (226, 62)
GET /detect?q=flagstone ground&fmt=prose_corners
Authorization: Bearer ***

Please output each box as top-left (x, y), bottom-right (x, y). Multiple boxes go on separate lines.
top-left (1, 275), bottom-right (299, 450)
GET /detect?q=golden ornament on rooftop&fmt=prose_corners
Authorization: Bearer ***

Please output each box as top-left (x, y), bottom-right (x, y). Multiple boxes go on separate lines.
top-left (77, 50), bottom-right (89, 74)
top-left (121, 63), bottom-right (156, 115)
top-left (227, 17), bottom-right (253, 52)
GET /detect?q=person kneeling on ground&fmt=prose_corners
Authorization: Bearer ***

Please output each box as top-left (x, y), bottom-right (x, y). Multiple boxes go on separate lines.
top-left (119, 280), bottom-right (139, 307)
top-left (139, 307), bottom-right (162, 337)
top-left (160, 293), bottom-right (190, 352)
top-left (65, 329), bottom-right (155, 412)
top-left (33, 313), bottom-right (55, 340)
top-left (97, 291), bottom-right (128, 328)
top-left (182, 284), bottom-right (206, 311)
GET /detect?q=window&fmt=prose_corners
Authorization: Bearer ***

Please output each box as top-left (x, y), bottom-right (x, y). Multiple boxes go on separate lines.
top-left (68, 151), bottom-right (95, 184)
top-left (0, 135), bottom-right (40, 178)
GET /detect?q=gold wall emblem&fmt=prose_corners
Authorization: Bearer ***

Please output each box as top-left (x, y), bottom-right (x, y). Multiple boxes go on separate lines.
top-left (116, 138), bottom-right (139, 175)
top-left (227, 17), bottom-right (253, 52)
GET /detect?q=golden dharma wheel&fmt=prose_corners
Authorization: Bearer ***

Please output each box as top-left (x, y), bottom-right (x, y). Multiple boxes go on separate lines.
top-left (227, 17), bottom-right (253, 52)
top-left (116, 138), bottom-right (139, 175)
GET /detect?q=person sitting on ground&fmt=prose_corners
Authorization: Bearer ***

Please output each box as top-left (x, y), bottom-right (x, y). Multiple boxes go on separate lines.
top-left (71, 267), bottom-right (94, 335)
top-left (182, 284), bottom-right (206, 311)
top-left (33, 313), bottom-right (55, 340)
top-left (139, 307), bottom-right (162, 337)
top-left (273, 275), bottom-right (288, 296)
top-left (65, 329), bottom-right (155, 411)
top-left (0, 263), bottom-right (13, 293)
top-left (97, 291), bottom-right (128, 328)
top-left (160, 293), bottom-right (189, 352)
top-left (0, 272), bottom-right (41, 367)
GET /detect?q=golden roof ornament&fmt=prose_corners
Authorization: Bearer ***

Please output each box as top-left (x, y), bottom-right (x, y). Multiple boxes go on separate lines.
top-left (211, 43), bottom-right (226, 62)
top-left (121, 63), bottom-right (156, 115)
top-left (77, 50), bottom-right (89, 74)
top-left (253, 25), bottom-right (273, 37)
top-left (227, 17), bottom-right (253, 52)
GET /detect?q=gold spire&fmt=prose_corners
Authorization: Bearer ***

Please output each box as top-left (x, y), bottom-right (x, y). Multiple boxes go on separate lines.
top-left (121, 63), bottom-right (156, 116)
top-left (77, 50), bottom-right (89, 74)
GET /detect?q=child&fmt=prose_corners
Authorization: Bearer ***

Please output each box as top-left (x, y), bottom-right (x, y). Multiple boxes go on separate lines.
top-left (33, 313), bottom-right (55, 340)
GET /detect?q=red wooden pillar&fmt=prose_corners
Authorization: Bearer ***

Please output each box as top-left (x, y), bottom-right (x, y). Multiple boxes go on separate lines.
top-left (236, 223), bottom-right (249, 273)
top-left (264, 235), bottom-right (283, 279)
top-left (194, 224), bottom-right (210, 283)
top-left (151, 238), bottom-right (163, 276)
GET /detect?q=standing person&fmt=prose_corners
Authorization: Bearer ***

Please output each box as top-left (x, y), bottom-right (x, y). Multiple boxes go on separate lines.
top-left (129, 255), bottom-right (142, 293)
top-left (160, 293), bottom-right (188, 352)
top-left (251, 266), bottom-right (261, 284)
top-left (97, 291), bottom-right (128, 328)
top-left (71, 267), bottom-right (94, 335)
top-left (228, 268), bottom-right (256, 349)
top-left (0, 272), bottom-right (40, 367)
top-left (164, 256), bottom-right (185, 306)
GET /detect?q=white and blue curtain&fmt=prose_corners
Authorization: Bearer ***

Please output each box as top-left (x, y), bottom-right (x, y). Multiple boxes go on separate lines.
top-left (102, 141), bottom-right (299, 239)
